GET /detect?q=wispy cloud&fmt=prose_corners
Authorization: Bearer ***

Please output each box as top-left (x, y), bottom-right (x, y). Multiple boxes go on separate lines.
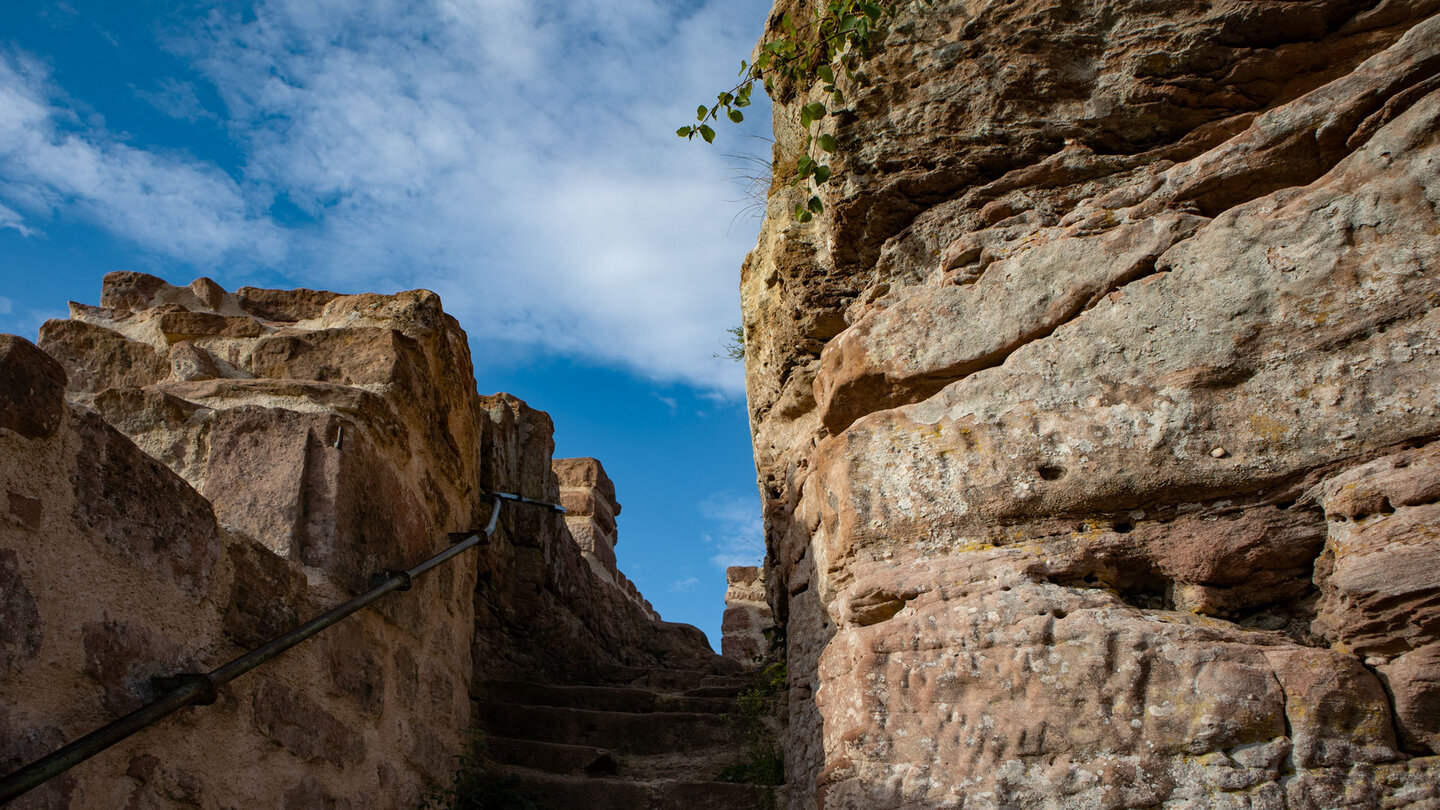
top-left (670, 576), bottom-right (701, 593)
top-left (0, 0), bottom-right (771, 393)
top-left (0, 296), bottom-right (12, 315)
top-left (132, 78), bottom-right (215, 123)
top-left (0, 202), bottom-right (35, 237)
top-left (0, 52), bottom-right (286, 266)
top-left (700, 491), bottom-right (763, 569)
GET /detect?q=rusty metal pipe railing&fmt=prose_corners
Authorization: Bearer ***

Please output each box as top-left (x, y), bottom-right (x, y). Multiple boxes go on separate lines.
top-left (0, 491), bottom-right (565, 805)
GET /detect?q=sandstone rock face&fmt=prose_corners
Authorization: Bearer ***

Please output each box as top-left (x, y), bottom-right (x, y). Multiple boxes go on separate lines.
top-left (554, 457), bottom-right (659, 619)
top-left (4, 274), bottom-right (722, 808)
top-left (742, 2), bottom-right (1440, 807)
top-left (723, 566), bottom-right (775, 664)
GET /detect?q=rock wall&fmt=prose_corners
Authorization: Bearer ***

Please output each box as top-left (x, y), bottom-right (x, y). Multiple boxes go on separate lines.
top-left (741, 2), bottom-right (1440, 808)
top-left (554, 457), bottom-right (659, 619)
top-left (1, 272), bottom-right (720, 808)
top-left (722, 566), bottom-right (775, 664)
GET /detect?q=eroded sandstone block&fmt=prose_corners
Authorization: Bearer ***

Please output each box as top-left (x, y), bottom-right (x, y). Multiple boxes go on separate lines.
top-left (741, 1), bottom-right (1440, 807)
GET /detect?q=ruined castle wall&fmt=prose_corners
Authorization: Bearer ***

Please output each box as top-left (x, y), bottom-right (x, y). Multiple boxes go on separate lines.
top-left (742, 1), bottom-right (1440, 807)
top-left (722, 566), bottom-right (774, 665)
top-left (1, 272), bottom-right (721, 809)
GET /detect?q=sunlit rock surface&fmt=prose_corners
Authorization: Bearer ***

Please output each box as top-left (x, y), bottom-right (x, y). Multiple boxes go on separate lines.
top-left (742, 1), bottom-right (1440, 807)
top-left (3, 273), bottom-right (722, 808)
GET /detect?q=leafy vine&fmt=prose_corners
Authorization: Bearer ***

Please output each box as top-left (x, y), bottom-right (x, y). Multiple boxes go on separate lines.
top-left (678, 0), bottom-right (905, 221)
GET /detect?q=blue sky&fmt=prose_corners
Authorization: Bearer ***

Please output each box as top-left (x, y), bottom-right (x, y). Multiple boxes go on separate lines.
top-left (0, 0), bottom-right (774, 647)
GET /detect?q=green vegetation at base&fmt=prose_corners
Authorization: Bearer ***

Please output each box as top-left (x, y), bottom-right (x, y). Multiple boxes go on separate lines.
top-left (718, 627), bottom-right (788, 789)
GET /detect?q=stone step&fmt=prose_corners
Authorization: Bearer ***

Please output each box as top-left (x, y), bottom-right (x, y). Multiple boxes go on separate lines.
top-left (485, 735), bottom-right (749, 781)
top-left (484, 736), bottom-right (617, 776)
top-left (477, 702), bottom-right (741, 754)
top-left (501, 767), bottom-right (773, 810)
top-left (484, 680), bottom-right (736, 714)
top-left (594, 665), bottom-right (752, 694)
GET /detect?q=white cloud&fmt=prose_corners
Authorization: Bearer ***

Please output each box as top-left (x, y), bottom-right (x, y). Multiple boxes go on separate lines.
top-left (700, 491), bottom-right (764, 569)
top-left (0, 53), bottom-right (285, 266)
top-left (0, 202), bottom-right (35, 237)
top-left (133, 78), bottom-right (215, 123)
top-left (670, 576), bottom-right (701, 593)
top-left (0, 0), bottom-right (772, 393)
top-left (0, 296), bottom-right (11, 315)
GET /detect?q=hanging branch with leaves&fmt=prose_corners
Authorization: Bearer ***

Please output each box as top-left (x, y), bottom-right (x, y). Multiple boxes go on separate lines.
top-left (678, 0), bottom-right (903, 222)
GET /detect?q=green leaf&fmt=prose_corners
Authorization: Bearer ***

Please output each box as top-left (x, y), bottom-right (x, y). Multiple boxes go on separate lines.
top-left (676, 126), bottom-right (693, 138)
top-left (860, 2), bottom-right (884, 20)
top-left (800, 107), bottom-right (813, 129)
top-left (818, 134), bottom-right (838, 153)
top-left (697, 105), bottom-right (708, 121)
top-left (814, 164), bottom-right (832, 182)
top-left (699, 124), bottom-right (715, 143)
top-left (803, 102), bottom-right (828, 120)
top-left (797, 155), bottom-right (814, 178)
top-left (728, 109), bottom-right (744, 123)
top-left (808, 195), bottom-right (824, 214)
top-left (832, 89), bottom-right (845, 107)
top-left (719, 91), bottom-right (734, 105)
top-left (817, 64), bottom-right (835, 85)
top-left (794, 204), bottom-right (813, 223)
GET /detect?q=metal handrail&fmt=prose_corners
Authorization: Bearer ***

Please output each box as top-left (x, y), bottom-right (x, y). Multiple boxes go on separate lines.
top-left (0, 491), bottom-right (565, 805)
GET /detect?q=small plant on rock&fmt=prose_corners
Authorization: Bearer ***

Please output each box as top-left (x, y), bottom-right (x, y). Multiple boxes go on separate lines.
top-left (718, 627), bottom-right (788, 788)
top-left (678, 1), bottom-right (910, 221)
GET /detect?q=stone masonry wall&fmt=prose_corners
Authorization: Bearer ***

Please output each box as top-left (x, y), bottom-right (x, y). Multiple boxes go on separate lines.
top-left (553, 456), bottom-right (659, 619)
top-left (742, 1), bottom-right (1440, 808)
top-left (722, 566), bottom-right (774, 665)
top-left (1, 272), bottom-right (722, 809)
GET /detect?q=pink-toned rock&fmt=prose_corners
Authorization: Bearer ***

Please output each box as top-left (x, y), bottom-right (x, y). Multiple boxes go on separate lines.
top-left (741, 1), bottom-right (1440, 807)
top-left (722, 566), bottom-right (773, 664)
top-left (1379, 643), bottom-right (1440, 755)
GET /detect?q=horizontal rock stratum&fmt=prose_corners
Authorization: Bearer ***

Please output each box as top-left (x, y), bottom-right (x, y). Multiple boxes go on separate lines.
top-left (742, 1), bottom-right (1440, 808)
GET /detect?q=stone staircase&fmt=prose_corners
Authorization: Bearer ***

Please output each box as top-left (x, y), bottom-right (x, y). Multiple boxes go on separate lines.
top-left (476, 666), bottom-right (774, 809)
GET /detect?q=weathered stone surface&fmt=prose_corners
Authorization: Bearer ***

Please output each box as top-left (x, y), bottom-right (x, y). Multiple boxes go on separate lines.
top-left (252, 680), bottom-right (366, 766)
top-left (0, 708), bottom-right (74, 810)
top-left (0, 549), bottom-right (41, 673)
top-left (166, 341), bottom-right (221, 382)
top-left (742, 1), bottom-right (1440, 807)
top-left (550, 456), bottom-right (661, 622)
top-left (223, 536), bottom-right (307, 648)
top-left (722, 566), bottom-right (773, 664)
top-left (1311, 442), bottom-right (1440, 657)
top-left (81, 619), bottom-right (192, 715)
top-left (1379, 643), bottom-right (1440, 755)
top-left (7, 273), bottom-right (730, 809)
top-left (0, 336), bottom-right (68, 440)
top-left (71, 408), bottom-right (221, 598)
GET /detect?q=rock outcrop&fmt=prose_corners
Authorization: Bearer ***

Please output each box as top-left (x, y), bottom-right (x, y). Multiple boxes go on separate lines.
top-left (742, 1), bottom-right (1440, 807)
top-left (2, 272), bottom-right (727, 808)
top-left (555, 456), bottom-right (659, 619)
top-left (722, 566), bottom-right (775, 664)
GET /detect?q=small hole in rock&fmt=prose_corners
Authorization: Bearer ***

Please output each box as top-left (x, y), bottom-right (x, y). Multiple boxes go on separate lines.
top-left (1038, 465), bottom-right (1065, 481)
top-left (1052, 609), bottom-right (1068, 620)
top-left (1112, 521), bottom-right (1133, 534)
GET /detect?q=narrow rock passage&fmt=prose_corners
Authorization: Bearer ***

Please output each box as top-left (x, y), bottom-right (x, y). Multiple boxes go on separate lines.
top-left (477, 666), bottom-right (772, 809)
